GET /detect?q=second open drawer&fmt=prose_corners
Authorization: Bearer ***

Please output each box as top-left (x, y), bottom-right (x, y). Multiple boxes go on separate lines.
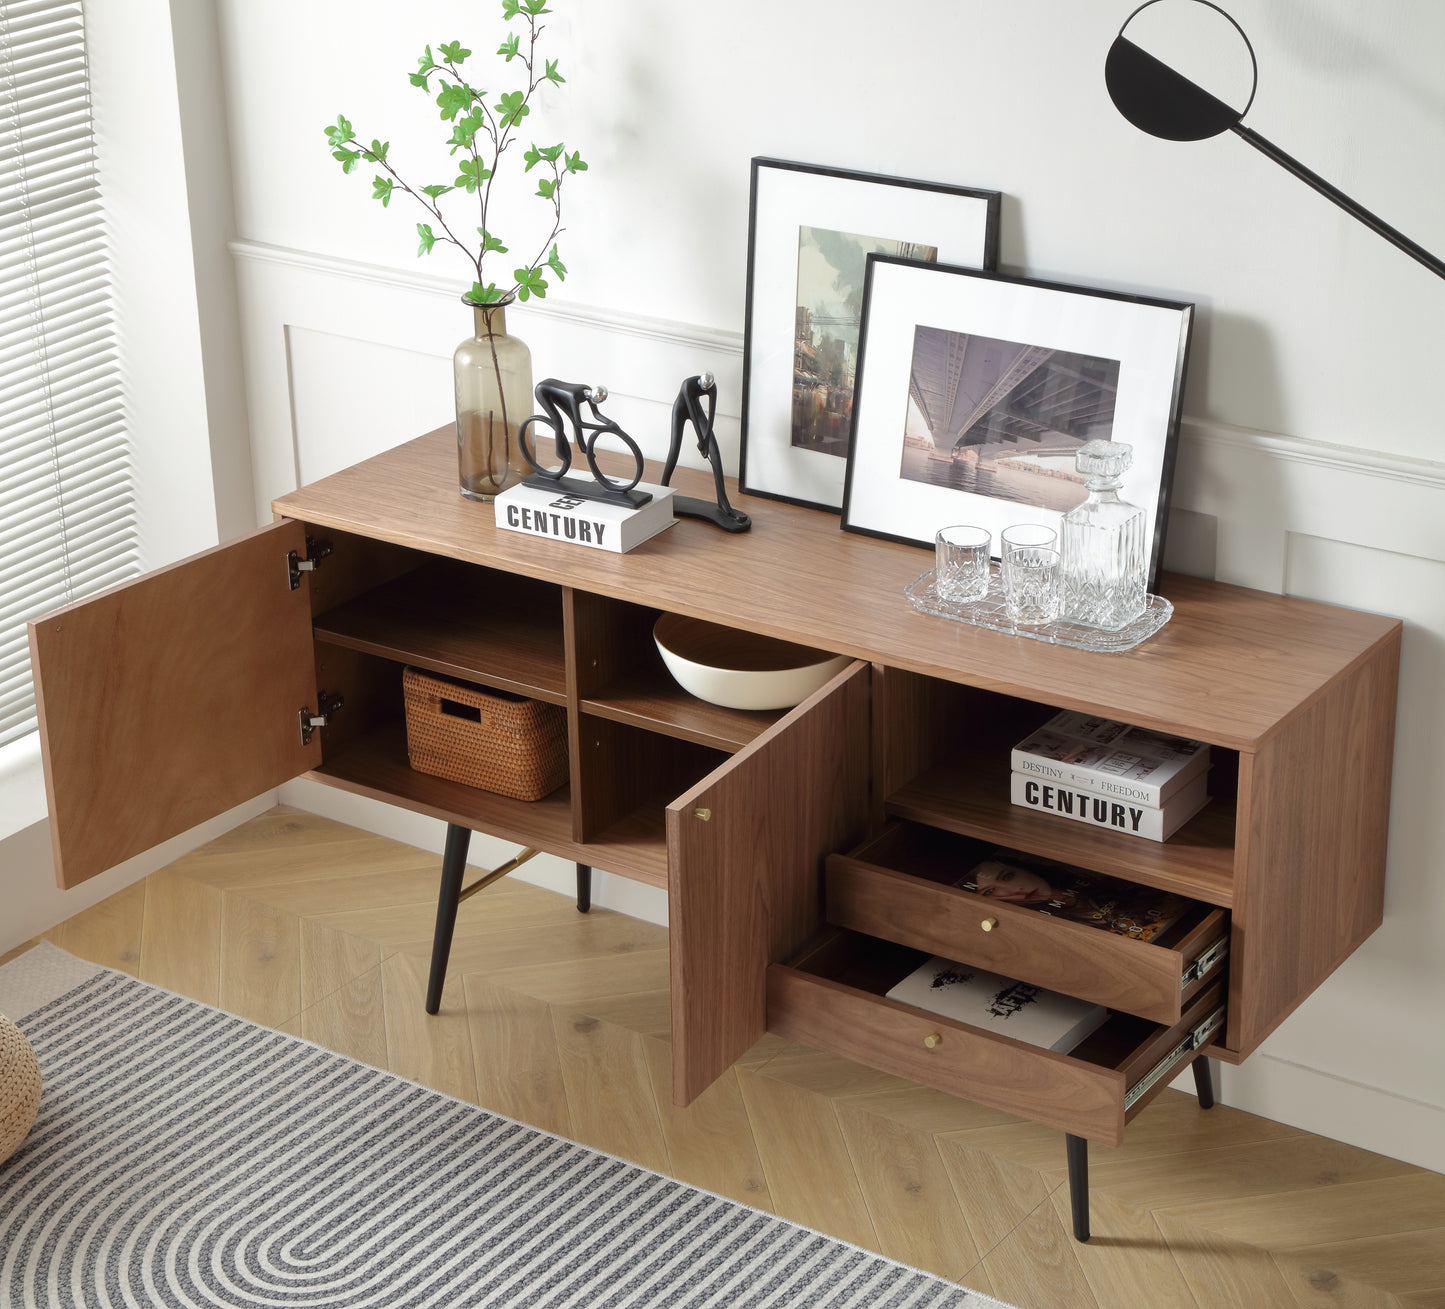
top-left (824, 822), bottom-right (1229, 1026)
top-left (768, 929), bottom-right (1225, 1147)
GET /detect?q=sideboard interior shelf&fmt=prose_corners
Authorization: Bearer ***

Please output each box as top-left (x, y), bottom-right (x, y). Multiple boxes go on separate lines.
top-left (886, 754), bottom-right (1238, 908)
top-left (315, 723), bottom-right (577, 856)
top-left (313, 561), bottom-right (568, 705)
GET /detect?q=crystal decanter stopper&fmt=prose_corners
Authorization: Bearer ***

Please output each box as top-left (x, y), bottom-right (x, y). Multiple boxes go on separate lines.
top-left (1060, 439), bottom-right (1147, 631)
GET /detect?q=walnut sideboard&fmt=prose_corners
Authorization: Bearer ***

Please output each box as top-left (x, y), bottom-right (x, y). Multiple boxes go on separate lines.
top-left (29, 425), bottom-right (1401, 1221)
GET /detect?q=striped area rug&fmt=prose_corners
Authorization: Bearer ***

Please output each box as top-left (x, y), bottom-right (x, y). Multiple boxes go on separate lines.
top-left (0, 945), bottom-right (1009, 1308)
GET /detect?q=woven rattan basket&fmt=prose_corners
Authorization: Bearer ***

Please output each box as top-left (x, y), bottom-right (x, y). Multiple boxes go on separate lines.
top-left (0, 1013), bottom-right (41, 1165)
top-left (403, 667), bottom-right (567, 801)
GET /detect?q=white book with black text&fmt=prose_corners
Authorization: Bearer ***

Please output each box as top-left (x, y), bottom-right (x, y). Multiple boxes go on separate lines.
top-left (494, 479), bottom-right (676, 554)
top-left (1010, 769), bottom-right (1210, 842)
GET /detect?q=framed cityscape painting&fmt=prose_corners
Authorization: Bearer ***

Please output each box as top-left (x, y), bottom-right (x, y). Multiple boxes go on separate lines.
top-left (739, 158), bottom-right (1000, 512)
top-left (841, 256), bottom-right (1193, 590)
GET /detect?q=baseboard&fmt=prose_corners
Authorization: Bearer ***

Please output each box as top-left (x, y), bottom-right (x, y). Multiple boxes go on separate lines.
top-left (278, 778), bottom-right (670, 928)
top-left (1214, 1053), bottom-right (1445, 1173)
top-left (1163, 1048), bottom-right (1445, 1174)
top-left (0, 792), bottom-right (277, 953)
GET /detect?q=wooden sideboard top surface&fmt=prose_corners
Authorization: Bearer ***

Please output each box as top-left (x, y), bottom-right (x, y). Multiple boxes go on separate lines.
top-left (273, 426), bottom-right (1400, 752)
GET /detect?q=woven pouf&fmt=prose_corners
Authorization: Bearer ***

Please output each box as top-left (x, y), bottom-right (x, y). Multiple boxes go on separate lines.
top-left (0, 1013), bottom-right (42, 1165)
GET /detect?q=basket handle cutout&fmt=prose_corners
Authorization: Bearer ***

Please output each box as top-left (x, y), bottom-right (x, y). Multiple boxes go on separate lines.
top-left (439, 697), bottom-right (483, 723)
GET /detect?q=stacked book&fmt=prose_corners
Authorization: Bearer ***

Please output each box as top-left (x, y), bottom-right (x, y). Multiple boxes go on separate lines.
top-left (1009, 710), bottom-right (1210, 842)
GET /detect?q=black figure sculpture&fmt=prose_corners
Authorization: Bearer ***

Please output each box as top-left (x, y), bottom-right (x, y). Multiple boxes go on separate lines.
top-left (662, 373), bottom-right (751, 533)
top-left (518, 379), bottom-right (652, 508)
top-left (1105, 0), bottom-right (1444, 282)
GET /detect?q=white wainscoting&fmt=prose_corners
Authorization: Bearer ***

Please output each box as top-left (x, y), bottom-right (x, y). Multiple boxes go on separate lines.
top-left (232, 238), bottom-right (1445, 1171)
top-left (234, 240), bottom-right (745, 525)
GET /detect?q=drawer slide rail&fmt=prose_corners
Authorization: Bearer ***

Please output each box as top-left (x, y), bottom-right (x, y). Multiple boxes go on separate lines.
top-left (1181, 935), bottom-right (1230, 990)
top-left (1124, 1004), bottom-right (1226, 1111)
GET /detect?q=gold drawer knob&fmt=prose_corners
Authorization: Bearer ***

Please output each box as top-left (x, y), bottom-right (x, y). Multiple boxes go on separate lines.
top-left (923, 1033), bottom-right (942, 1049)
top-left (981, 916), bottom-right (999, 932)
top-left (694, 808), bottom-right (712, 821)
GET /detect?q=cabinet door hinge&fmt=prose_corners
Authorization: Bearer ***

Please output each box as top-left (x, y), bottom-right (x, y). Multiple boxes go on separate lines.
top-left (287, 536), bottom-right (334, 590)
top-left (1181, 936), bottom-right (1230, 990)
top-left (1124, 1004), bottom-right (1226, 1110)
top-left (298, 691), bottom-right (344, 746)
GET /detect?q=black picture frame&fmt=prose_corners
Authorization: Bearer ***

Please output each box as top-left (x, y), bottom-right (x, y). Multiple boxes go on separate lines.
top-left (841, 256), bottom-right (1193, 592)
top-left (738, 158), bottom-right (1000, 513)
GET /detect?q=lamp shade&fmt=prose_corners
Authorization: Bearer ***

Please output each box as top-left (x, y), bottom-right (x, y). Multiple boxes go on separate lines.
top-left (1103, 0), bottom-right (1445, 282)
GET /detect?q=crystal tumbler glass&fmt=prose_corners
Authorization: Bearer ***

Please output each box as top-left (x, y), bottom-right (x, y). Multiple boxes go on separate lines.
top-left (1000, 523), bottom-right (1058, 556)
top-left (935, 525), bottom-right (992, 602)
top-left (1002, 545), bottom-right (1062, 625)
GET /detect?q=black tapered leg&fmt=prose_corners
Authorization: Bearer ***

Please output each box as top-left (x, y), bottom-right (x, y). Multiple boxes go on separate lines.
top-left (426, 823), bottom-right (472, 1015)
top-left (1065, 1133), bottom-right (1090, 1242)
top-left (1193, 1054), bottom-right (1215, 1109)
top-left (576, 863), bottom-right (592, 913)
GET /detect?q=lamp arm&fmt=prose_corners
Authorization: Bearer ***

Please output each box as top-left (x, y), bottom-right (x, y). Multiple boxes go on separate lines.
top-left (1230, 124), bottom-right (1445, 282)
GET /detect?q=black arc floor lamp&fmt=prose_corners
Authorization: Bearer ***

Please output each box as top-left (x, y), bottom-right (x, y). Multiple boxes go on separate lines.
top-left (1105, 0), bottom-right (1445, 283)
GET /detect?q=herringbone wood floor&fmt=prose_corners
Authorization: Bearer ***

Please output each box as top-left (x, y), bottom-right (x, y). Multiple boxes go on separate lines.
top-left (8, 806), bottom-right (1445, 1308)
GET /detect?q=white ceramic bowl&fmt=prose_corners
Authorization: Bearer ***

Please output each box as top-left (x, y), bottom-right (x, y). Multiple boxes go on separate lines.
top-left (653, 613), bottom-right (851, 711)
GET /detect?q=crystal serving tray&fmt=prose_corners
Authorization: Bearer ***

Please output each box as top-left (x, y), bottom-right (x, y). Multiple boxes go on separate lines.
top-left (905, 569), bottom-right (1173, 654)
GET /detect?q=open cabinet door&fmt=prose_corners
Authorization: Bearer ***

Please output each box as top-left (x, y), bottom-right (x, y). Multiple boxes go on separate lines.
top-left (667, 660), bottom-right (870, 1105)
top-left (27, 520), bottom-right (321, 888)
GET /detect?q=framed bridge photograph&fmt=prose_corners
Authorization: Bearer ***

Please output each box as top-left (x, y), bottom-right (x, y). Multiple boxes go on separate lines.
top-left (738, 158), bottom-right (999, 513)
top-left (841, 256), bottom-right (1193, 587)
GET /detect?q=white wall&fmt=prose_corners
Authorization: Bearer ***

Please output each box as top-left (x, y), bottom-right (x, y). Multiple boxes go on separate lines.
top-left (208, 0), bottom-right (1445, 1166)
top-left (219, 0), bottom-right (1445, 463)
top-left (85, 0), bottom-right (233, 569)
top-left (165, 0), bottom-right (257, 543)
top-left (0, 0), bottom-right (261, 916)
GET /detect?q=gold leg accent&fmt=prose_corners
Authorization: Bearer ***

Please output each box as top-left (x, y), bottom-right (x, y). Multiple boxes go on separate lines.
top-left (457, 847), bottom-right (540, 904)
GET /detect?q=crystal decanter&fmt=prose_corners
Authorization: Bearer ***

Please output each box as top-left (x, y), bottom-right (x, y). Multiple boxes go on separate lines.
top-left (1060, 439), bottom-right (1146, 631)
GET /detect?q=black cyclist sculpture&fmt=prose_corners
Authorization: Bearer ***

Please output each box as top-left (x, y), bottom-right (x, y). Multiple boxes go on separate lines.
top-left (516, 373), bottom-right (751, 532)
top-left (518, 379), bottom-right (652, 509)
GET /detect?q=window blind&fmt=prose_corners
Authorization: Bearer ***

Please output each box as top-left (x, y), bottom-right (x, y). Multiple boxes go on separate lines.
top-left (0, 0), bottom-right (136, 747)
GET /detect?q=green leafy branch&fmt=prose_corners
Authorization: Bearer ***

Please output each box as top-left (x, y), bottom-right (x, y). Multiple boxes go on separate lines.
top-left (325, 116), bottom-right (476, 268)
top-left (322, 0), bottom-right (585, 307)
top-left (516, 141), bottom-right (585, 300)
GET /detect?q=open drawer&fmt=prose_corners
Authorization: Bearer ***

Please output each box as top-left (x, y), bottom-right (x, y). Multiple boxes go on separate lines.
top-left (825, 822), bottom-right (1228, 1026)
top-left (767, 929), bottom-right (1225, 1146)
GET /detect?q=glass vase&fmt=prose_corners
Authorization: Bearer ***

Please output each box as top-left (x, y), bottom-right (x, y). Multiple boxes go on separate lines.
top-left (455, 296), bottom-right (532, 501)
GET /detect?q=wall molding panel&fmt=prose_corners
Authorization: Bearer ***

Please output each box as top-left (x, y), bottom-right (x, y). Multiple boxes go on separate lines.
top-left (232, 240), bottom-right (747, 358)
top-left (231, 239), bottom-right (748, 526)
top-left (230, 239), bottom-right (1445, 492)
top-left (230, 236), bottom-right (1445, 1170)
